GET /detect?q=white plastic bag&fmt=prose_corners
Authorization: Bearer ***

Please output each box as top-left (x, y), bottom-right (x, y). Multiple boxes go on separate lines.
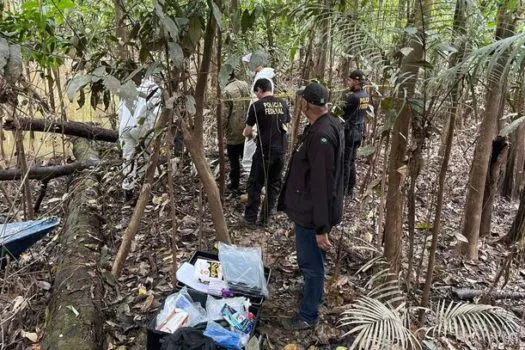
top-left (205, 294), bottom-right (250, 321)
top-left (218, 242), bottom-right (269, 297)
top-left (156, 287), bottom-right (207, 330)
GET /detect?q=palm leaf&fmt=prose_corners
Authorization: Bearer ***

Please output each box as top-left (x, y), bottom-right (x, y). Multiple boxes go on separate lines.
top-left (340, 296), bottom-right (420, 350)
top-left (427, 300), bottom-right (519, 343)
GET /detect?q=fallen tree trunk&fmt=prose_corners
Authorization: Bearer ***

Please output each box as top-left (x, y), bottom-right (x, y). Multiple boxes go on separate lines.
top-left (0, 161), bottom-right (99, 181)
top-left (2, 117), bottom-right (118, 142)
top-left (0, 157), bottom-right (170, 181)
top-left (451, 288), bottom-right (525, 301)
top-left (42, 138), bottom-right (103, 350)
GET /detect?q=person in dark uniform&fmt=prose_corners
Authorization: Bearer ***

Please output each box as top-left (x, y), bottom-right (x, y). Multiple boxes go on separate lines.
top-left (278, 82), bottom-right (344, 330)
top-left (243, 78), bottom-right (290, 227)
top-left (343, 69), bottom-right (370, 197)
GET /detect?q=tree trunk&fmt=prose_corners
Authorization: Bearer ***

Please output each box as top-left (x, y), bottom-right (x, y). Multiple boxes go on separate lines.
top-left (501, 61), bottom-right (525, 199)
top-left (216, 28), bottom-right (225, 201)
top-left (314, 0), bottom-right (330, 80)
top-left (419, 0), bottom-right (467, 320)
top-left (265, 10), bottom-right (275, 68)
top-left (2, 117), bottom-right (118, 142)
top-left (0, 161), bottom-right (100, 181)
top-left (181, 0), bottom-right (231, 245)
top-left (501, 123), bottom-right (525, 199)
top-left (376, 134), bottom-right (390, 248)
top-left (384, 0), bottom-right (431, 273)
top-left (165, 120), bottom-right (178, 284)
top-left (507, 185), bottom-right (525, 244)
top-left (185, 138), bottom-right (230, 244)
top-left (460, 1), bottom-right (516, 260)
top-left (115, 0), bottom-right (128, 60)
top-left (0, 117), bottom-right (5, 160)
top-left (288, 95), bottom-right (303, 156)
top-left (42, 139), bottom-right (103, 350)
top-left (480, 136), bottom-right (509, 238)
top-left (301, 31), bottom-right (314, 84)
top-left (406, 112), bottom-right (426, 289)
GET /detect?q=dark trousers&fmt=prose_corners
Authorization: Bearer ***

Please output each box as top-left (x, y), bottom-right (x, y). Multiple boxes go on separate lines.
top-left (295, 223), bottom-right (324, 324)
top-left (244, 149), bottom-right (284, 223)
top-left (173, 127), bottom-right (185, 156)
top-left (343, 127), bottom-right (361, 195)
top-left (226, 143), bottom-right (244, 189)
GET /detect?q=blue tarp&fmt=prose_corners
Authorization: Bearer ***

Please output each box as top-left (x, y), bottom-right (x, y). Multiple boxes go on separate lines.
top-left (0, 217), bottom-right (61, 261)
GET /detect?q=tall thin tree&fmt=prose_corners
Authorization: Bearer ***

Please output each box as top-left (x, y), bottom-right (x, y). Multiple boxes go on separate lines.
top-left (384, 0), bottom-right (432, 273)
top-left (460, 0), bottom-right (517, 260)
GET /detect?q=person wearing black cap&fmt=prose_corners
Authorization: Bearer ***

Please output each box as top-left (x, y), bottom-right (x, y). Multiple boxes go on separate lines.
top-left (278, 82), bottom-right (344, 330)
top-left (242, 78), bottom-right (290, 227)
top-left (343, 69), bottom-right (370, 197)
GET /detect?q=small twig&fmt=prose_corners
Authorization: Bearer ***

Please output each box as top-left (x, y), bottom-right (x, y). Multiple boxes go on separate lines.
top-left (165, 120), bottom-right (179, 284)
top-left (198, 182), bottom-right (204, 250)
top-left (33, 179), bottom-right (49, 214)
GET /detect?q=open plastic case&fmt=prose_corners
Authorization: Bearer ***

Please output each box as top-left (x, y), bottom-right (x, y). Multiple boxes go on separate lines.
top-left (146, 288), bottom-right (261, 350)
top-left (175, 251), bottom-right (271, 307)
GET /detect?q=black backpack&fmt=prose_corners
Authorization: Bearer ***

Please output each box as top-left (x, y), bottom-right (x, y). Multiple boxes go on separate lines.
top-left (160, 327), bottom-right (216, 350)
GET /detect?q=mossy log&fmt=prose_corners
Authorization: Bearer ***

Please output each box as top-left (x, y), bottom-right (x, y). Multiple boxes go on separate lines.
top-left (42, 139), bottom-right (103, 350)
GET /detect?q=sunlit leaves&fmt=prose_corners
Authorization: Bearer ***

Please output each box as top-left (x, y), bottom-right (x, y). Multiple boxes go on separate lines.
top-left (153, 0), bottom-right (179, 41)
top-left (103, 75), bottom-right (121, 92)
top-left (168, 42), bottom-right (184, 68)
top-left (66, 75), bottom-right (92, 102)
top-left (211, 2), bottom-right (222, 30)
top-left (188, 16), bottom-right (202, 47)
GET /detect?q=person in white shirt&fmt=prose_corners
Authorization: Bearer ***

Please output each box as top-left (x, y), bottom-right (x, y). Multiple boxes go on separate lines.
top-left (118, 76), bottom-right (162, 201)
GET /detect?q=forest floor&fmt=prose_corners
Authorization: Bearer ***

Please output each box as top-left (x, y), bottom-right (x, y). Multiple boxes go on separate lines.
top-left (1, 117), bottom-right (525, 350)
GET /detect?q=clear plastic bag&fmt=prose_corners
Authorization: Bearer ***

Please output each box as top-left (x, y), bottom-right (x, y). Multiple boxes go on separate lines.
top-left (156, 287), bottom-right (207, 330)
top-left (218, 242), bottom-right (269, 297)
top-left (205, 294), bottom-right (250, 321)
top-left (203, 321), bottom-right (242, 350)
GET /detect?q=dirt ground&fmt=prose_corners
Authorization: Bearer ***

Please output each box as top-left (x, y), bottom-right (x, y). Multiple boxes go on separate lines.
top-left (1, 117), bottom-right (525, 349)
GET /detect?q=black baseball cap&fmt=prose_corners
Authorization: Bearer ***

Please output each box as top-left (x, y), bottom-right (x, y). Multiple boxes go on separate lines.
top-left (349, 69), bottom-right (364, 81)
top-left (298, 82), bottom-right (328, 106)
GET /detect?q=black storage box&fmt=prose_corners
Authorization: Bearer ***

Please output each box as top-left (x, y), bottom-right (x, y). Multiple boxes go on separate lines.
top-left (175, 251), bottom-right (271, 306)
top-left (146, 287), bottom-right (260, 350)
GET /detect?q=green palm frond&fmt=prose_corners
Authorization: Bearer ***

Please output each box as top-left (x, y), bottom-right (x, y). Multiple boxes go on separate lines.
top-left (433, 32), bottom-right (525, 90)
top-left (340, 296), bottom-right (420, 350)
top-left (426, 300), bottom-right (519, 343)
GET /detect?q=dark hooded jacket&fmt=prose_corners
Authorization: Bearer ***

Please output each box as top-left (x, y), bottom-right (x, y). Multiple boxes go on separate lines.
top-left (278, 114), bottom-right (344, 234)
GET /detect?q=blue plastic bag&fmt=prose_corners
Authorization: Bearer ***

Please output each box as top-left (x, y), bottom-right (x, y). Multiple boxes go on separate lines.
top-left (203, 321), bottom-right (242, 350)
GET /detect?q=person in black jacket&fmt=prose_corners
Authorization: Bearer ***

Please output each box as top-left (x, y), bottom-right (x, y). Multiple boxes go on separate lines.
top-left (343, 69), bottom-right (370, 197)
top-left (243, 78), bottom-right (290, 227)
top-left (278, 82), bottom-right (344, 330)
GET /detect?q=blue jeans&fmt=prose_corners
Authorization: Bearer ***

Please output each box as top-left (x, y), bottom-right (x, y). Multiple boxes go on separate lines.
top-left (295, 223), bottom-right (325, 324)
